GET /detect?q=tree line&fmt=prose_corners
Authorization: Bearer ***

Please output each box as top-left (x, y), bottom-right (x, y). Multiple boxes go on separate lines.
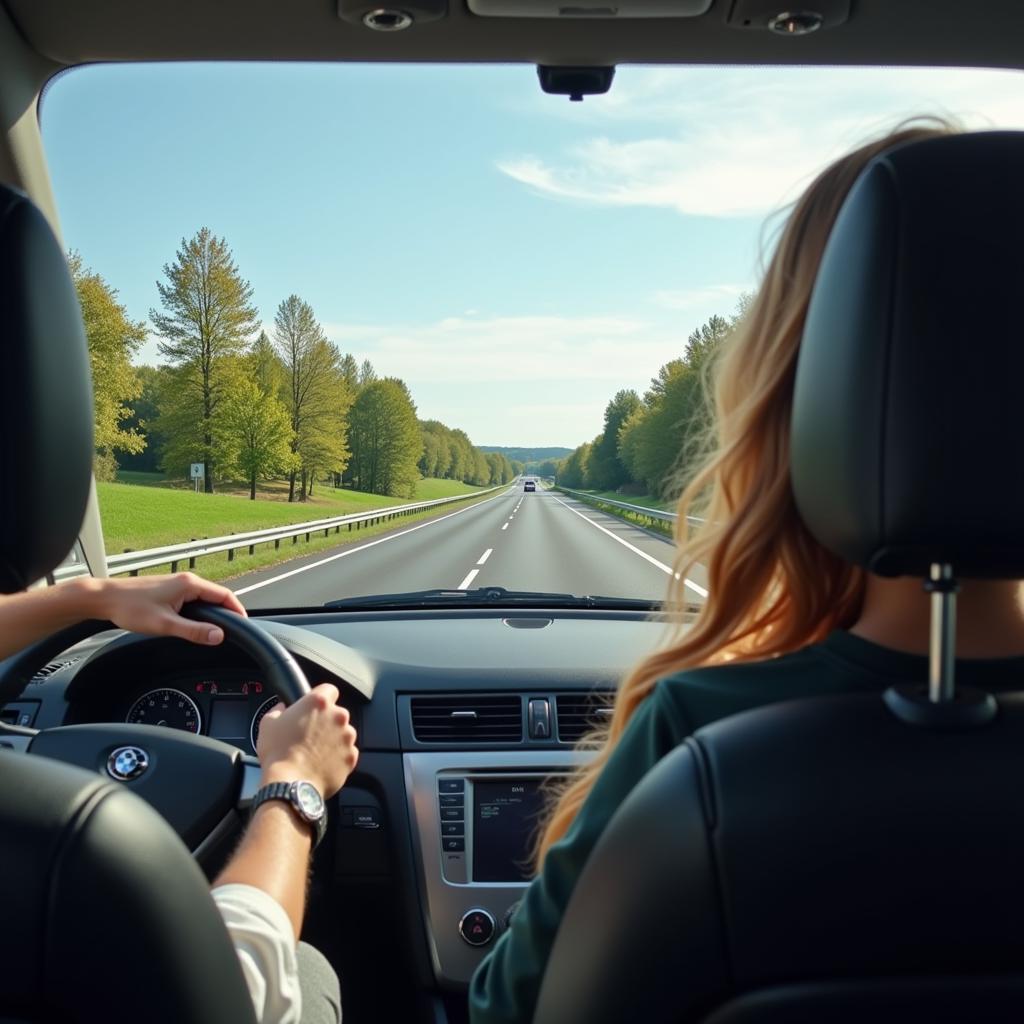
top-left (72, 228), bottom-right (520, 501)
top-left (556, 297), bottom-right (751, 500)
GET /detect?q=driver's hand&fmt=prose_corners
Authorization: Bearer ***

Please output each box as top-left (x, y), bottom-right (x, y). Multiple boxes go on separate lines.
top-left (71, 572), bottom-right (246, 646)
top-left (256, 683), bottom-right (359, 798)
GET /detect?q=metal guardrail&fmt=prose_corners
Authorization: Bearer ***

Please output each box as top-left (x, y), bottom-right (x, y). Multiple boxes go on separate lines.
top-left (557, 487), bottom-right (704, 527)
top-left (52, 485), bottom-right (505, 582)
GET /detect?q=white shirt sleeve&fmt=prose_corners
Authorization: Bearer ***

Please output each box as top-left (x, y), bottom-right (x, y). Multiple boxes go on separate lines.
top-left (211, 883), bottom-right (303, 1024)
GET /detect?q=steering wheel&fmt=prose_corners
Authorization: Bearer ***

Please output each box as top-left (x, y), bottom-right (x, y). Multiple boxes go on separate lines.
top-left (0, 602), bottom-right (310, 858)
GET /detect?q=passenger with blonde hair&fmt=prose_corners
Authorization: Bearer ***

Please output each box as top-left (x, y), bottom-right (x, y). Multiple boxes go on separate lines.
top-left (468, 117), bottom-right (1024, 1023)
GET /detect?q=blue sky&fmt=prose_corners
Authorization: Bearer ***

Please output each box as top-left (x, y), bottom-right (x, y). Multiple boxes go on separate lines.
top-left (42, 62), bottom-right (1024, 448)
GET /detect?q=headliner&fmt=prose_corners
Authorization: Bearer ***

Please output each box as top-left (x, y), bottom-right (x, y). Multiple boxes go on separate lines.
top-left (5, 0), bottom-right (1024, 71)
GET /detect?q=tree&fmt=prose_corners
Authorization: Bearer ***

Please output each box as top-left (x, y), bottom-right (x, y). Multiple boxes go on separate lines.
top-left (557, 443), bottom-right (591, 488)
top-left (340, 353), bottom-right (360, 393)
top-left (347, 378), bottom-right (423, 497)
top-left (419, 429), bottom-right (442, 478)
top-left (684, 314), bottom-right (731, 371)
top-left (617, 405), bottom-right (648, 488)
top-left (471, 448), bottom-right (491, 486)
top-left (731, 291), bottom-right (754, 327)
top-left (250, 330), bottom-right (286, 398)
top-left (150, 228), bottom-right (260, 491)
top-left (118, 364), bottom-right (165, 474)
top-left (219, 379), bottom-right (296, 499)
top-left (272, 295), bottom-right (351, 501)
top-left (358, 359), bottom-right (377, 389)
top-left (586, 389), bottom-right (641, 491)
top-left (485, 452), bottom-right (512, 485)
top-left (156, 355), bottom-right (248, 480)
top-left (69, 253), bottom-right (146, 480)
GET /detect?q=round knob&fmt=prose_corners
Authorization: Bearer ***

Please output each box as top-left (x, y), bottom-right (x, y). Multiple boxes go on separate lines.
top-left (459, 908), bottom-right (496, 947)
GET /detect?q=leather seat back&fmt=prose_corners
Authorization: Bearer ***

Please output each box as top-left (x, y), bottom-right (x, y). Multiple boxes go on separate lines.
top-left (0, 749), bottom-right (257, 1023)
top-left (536, 692), bottom-right (1024, 1024)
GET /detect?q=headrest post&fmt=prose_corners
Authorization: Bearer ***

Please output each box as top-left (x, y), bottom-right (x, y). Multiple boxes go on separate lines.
top-left (925, 563), bottom-right (958, 703)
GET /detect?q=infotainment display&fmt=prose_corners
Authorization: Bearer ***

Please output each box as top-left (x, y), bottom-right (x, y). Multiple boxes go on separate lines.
top-left (472, 778), bottom-right (546, 882)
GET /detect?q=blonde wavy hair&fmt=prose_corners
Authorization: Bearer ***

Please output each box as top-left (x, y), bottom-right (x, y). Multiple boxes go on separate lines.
top-left (536, 117), bottom-right (957, 865)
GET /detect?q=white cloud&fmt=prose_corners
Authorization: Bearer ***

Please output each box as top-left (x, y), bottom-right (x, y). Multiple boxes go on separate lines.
top-left (499, 66), bottom-right (1024, 218)
top-left (652, 283), bottom-right (749, 311)
top-left (323, 312), bottom-right (685, 386)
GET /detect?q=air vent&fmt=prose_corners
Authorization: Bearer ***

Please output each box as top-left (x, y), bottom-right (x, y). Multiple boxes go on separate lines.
top-left (30, 658), bottom-right (80, 683)
top-left (555, 692), bottom-right (614, 744)
top-left (411, 695), bottom-right (523, 743)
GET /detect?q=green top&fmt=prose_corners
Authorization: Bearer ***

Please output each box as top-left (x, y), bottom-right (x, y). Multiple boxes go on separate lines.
top-left (468, 630), bottom-right (1024, 1023)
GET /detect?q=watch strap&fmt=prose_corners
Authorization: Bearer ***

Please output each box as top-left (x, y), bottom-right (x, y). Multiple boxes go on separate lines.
top-left (250, 780), bottom-right (327, 848)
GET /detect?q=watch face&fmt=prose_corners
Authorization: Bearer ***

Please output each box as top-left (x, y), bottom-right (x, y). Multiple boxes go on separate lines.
top-left (295, 781), bottom-right (325, 819)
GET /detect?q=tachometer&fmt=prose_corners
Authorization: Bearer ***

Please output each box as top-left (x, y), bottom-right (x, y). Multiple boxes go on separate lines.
top-left (250, 696), bottom-right (282, 751)
top-left (126, 688), bottom-right (202, 733)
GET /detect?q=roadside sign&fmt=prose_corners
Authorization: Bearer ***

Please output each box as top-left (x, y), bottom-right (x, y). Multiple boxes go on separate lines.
top-left (190, 463), bottom-right (204, 479)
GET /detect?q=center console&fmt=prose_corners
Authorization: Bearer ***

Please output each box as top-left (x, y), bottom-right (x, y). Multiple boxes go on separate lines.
top-left (403, 750), bottom-right (589, 986)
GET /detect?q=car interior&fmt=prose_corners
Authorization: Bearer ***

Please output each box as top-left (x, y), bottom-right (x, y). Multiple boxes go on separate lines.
top-left (3, 2), bottom-right (1024, 1023)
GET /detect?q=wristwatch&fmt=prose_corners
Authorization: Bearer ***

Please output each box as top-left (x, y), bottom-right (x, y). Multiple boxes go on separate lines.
top-left (250, 780), bottom-right (327, 848)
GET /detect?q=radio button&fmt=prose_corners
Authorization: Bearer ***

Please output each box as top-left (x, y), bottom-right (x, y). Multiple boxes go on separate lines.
top-left (442, 838), bottom-right (465, 852)
top-left (440, 808), bottom-right (465, 821)
top-left (441, 822), bottom-right (464, 836)
top-left (459, 909), bottom-right (496, 947)
top-left (352, 807), bottom-right (381, 829)
top-left (443, 852), bottom-right (467, 884)
top-left (439, 794), bottom-right (464, 807)
top-left (438, 779), bottom-right (465, 793)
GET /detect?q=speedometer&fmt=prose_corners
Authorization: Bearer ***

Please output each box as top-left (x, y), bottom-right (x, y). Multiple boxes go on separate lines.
top-left (250, 696), bottom-right (282, 750)
top-left (126, 688), bottom-right (202, 733)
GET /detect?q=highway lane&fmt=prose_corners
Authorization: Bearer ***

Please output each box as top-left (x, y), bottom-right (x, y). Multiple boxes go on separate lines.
top-left (228, 484), bottom-right (704, 608)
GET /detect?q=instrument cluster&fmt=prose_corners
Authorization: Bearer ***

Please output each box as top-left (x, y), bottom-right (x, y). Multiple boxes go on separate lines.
top-left (124, 672), bottom-right (280, 754)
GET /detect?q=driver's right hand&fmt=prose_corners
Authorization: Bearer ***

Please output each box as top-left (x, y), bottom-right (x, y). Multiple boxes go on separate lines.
top-left (255, 683), bottom-right (359, 798)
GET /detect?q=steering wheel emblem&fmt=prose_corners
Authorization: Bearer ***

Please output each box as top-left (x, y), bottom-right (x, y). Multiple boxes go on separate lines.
top-left (107, 746), bottom-right (150, 781)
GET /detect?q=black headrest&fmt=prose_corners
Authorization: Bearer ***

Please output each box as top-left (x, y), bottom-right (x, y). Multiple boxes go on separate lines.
top-left (791, 131), bottom-right (1024, 578)
top-left (0, 186), bottom-right (94, 592)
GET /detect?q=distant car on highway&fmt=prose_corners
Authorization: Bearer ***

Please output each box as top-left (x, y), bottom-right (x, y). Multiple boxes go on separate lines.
top-left (524, 480), bottom-right (536, 492)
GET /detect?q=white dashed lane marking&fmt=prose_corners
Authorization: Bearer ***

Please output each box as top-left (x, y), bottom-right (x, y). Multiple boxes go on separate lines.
top-left (457, 568), bottom-right (480, 590)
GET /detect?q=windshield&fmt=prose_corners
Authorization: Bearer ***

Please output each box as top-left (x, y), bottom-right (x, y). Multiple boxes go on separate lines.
top-left (41, 63), bottom-right (1024, 607)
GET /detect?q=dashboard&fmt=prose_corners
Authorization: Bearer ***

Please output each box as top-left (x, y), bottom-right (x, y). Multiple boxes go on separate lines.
top-left (1, 606), bottom-right (667, 1020)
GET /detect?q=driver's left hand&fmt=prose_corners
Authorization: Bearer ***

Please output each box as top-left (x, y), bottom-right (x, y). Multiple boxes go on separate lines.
top-left (71, 572), bottom-right (247, 646)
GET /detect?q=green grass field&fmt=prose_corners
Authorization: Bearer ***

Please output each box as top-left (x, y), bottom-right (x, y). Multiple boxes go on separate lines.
top-left (99, 476), bottom-right (488, 554)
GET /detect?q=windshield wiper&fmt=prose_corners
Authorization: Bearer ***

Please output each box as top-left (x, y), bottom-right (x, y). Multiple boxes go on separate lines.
top-left (323, 586), bottom-right (659, 611)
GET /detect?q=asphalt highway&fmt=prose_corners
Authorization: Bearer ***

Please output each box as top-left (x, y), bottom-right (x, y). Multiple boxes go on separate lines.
top-left (228, 484), bottom-right (708, 609)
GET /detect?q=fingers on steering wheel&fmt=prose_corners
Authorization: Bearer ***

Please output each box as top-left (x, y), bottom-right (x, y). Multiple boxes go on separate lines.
top-left (164, 612), bottom-right (224, 646)
top-left (310, 683), bottom-right (340, 709)
top-left (180, 574), bottom-right (248, 617)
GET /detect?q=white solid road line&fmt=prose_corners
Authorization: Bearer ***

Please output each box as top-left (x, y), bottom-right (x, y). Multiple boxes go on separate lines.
top-left (458, 568), bottom-right (480, 590)
top-left (477, 548), bottom-right (493, 565)
top-left (553, 495), bottom-right (709, 599)
top-left (233, 489), bottom-right (510, 597)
